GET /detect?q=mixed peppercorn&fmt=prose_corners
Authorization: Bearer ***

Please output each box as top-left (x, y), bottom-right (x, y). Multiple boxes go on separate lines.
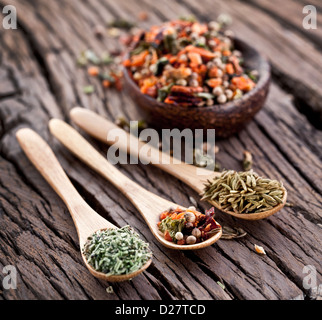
top-left (124, 18), bottom-right (257, 107)
top-left (158, 206), bottom-right (221, 245)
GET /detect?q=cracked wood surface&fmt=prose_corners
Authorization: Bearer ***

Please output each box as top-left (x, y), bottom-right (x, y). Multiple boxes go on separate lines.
top-left (0, 0), bottom-right (321, 300)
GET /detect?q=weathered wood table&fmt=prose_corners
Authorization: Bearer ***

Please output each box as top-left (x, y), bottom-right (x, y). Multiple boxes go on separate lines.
top-left (0, 0), bottom-right (321, 300)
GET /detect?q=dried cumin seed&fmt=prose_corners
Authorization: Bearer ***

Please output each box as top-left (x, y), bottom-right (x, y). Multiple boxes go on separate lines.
top-left (221, 183), bottom-right (232, 191)
top-left (272, 195), bottom-right (284, 204)
top-left (246, 175), bottom-right (252, 187)
top-left (201, 170), bottom-right (285, 214)
top-left (262, 194), bottom-right (278, 203)
top-left (242, 151), bottom-right (253, 171)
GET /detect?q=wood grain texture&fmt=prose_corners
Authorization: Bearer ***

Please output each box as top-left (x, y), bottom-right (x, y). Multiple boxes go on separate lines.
top-left (0, 0), bottom-right (321, 300)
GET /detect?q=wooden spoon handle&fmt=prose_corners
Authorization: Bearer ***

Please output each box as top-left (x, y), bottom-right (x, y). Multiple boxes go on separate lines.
top-left (70, 107), bottom-right (165, 164)
top-left (15, 128), bottom-right (114, 241)
top-left (70, 107), bottom-right (218, 193)
top-left (48, 119), bottom-right (175, 221)
top-left (16, 128), bottom-right (86, 208)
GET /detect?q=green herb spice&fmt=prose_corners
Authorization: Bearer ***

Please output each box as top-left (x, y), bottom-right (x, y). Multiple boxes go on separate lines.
top-left (201, 170), bottom-right (285, 214)
top-left (108, 19), bottom-right (136, 30)
top-left (179, 15), bottom-right (197, 23)
top-left (83, 85), bottom-right (95, 94)
top-left (159, 216), bottom-right (185, 240)
top-left (83, 226), bottom-right (152, 276)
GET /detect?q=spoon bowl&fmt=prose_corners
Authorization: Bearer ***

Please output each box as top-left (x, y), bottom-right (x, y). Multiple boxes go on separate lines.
top-left (69, 107), bottom-right (287, 220)
top-left (16, 128), bottom-right (152, 282)
top-left (207, 189), bottom-right (287, 220)
top-left (81, 233), bottom-right (152, 281)
top-left (49, 119), bottom-right (222, 250)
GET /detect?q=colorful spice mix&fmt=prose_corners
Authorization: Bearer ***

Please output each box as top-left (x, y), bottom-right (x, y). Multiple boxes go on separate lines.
top-left (157, 206), bottom-right (221, 245)
top-left (77, 49), bottom-right (124, 92)
top-left (124, 18), bottom-right (257, 107)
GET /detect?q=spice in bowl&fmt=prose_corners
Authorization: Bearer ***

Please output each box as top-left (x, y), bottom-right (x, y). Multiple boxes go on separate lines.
top-left (201, 170), bottom-right (285, 214)
top-left (82, 226), bottom-right (152, 276)
top-left (123, 18), bottom-right (257, 107)
top-left (158, 206), bottom-right (221, 245)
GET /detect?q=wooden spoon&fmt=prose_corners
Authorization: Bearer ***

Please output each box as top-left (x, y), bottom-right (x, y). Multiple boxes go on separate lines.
top-left (48, 119), bottom-right (222, 250)
top-left (69, 107), bottom-right (287, 220)
top-left (16, 128), bottom-right (152, 282)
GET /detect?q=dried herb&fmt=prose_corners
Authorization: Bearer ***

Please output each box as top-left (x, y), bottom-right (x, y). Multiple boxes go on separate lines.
top-left (78, 49), bottom-right (109, 66)
top-left (84, 49), bottom-right (100, 65)
top-left (101, 52), bottom-right (114, 65)
top-left (154, 57), bottom-right (169, 76)
top-left (108, 19), bottom-right (136, 30)
top-left (221, 225), bottom-right (247, 240)
top-left (242, 150), bottom-right (253, 171)
top-left (83, 85), bottom-right (95, 94)
top-left (179, 15), bottom-right (197, 23)
top-left (217, 13), bottom-right (233, 27)
top-left (77, 50), bottom-right (116, 67)
top-left (77, 48), bottom-right (124, 92)
top-left (159, 216), bottom-right (186, 241)
top-left (163, 33), bottom-right (179, 55)
top-left (247, 69), bottom-right (259, 82)
top-left (201, 170), bottom-right (285, 214)
top-left (157, 83), bottom-right (174, 102)
top-left (216, 281), bottom-right (226, 290)
top-left (83, 226), bottom-right (152, 276)
top-left (115, 116), bottom-right (147, 133)
top-left (99, 72), bottom-right (116, 83)
top-left (76, 53), bottom-right (88, 67)
top-left (214, 162), bottom-right (221, 172)
top-left (130, 42), bottom-right (151, 56)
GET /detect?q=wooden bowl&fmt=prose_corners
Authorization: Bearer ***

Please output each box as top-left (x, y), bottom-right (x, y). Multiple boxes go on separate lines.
top-left (123, 38), bottom-right (271, 138)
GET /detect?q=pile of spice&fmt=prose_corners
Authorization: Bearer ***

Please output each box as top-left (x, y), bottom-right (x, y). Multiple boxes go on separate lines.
top-left (77, 49), bottom-right (124, 93)
top-left (83, 226), bottom-right (152, 276)
top-left (124, 18), bottom-right (257, 107)
top-left (201, 170), bottom-right (285, 214)
top-left (158, 206), bottom-right (221, 245)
